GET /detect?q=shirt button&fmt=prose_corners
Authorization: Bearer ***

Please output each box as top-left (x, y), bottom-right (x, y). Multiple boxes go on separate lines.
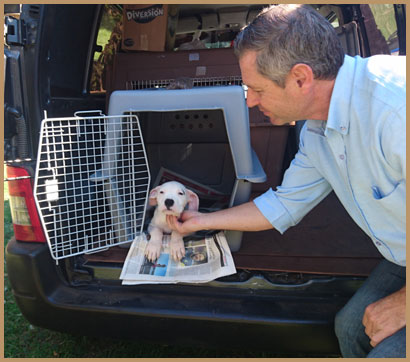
top-left (376, 241), bottom-right (382, 246)
top-left (339, 154), bottom-right (345, 160)
top-left (340, 126), bottom-right (346, 131)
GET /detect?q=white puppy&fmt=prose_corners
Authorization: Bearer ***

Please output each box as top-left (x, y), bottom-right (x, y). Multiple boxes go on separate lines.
top-left (145, 181), bottom-right (199, 262)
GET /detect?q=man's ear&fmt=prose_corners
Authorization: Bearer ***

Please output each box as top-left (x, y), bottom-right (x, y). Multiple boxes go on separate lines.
top-left (148, 186), bottom-right (161, 206)
top-left (289, 63), bottom-right (314, 92)
top-left (186, 189), bottom-right (199, 211)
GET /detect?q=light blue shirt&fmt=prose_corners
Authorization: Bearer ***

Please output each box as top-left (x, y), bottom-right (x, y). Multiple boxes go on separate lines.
top-left (254, 55), bottom-right (406, 266)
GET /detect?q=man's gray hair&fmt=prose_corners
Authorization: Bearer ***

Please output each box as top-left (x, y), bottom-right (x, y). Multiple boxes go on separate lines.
top-left (234, 4), bottom-right (345, 87)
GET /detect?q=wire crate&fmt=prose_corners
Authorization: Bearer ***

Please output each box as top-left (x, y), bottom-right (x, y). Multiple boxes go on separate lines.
top-left (126, 75), bottom-right (243, 90)
top-left (34, 113), bottom-right (150, 260)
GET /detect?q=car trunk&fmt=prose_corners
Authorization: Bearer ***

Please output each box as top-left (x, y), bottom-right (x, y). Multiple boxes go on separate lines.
top-left (7, 4), bottom-right (383, 287)
top-left (70, 15), bottom-right (382, 281)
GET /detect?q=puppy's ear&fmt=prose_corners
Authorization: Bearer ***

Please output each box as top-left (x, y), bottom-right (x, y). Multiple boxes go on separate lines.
top-left (148, 186), bottom-right (161, 206)
top-left (186, 189), bottom-right (199, 211)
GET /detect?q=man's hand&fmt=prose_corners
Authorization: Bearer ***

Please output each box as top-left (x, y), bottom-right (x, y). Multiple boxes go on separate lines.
top-left (166, 210), bottom-right (203, 236)
top-left (167, 201), bottom-right (273, 235)
top-left (362, 286), bottom-right (406, 347)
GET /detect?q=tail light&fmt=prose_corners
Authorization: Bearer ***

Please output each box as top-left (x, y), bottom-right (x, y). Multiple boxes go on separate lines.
top-left (6, 165), bottom-right (46, 242)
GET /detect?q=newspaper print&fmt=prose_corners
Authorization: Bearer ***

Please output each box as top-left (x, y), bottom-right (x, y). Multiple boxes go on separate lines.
top-left (120, 231), bottom-right (236, 285)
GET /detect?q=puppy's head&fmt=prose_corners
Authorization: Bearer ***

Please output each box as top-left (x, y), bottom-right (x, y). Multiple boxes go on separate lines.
top-left (149, 181), bottom-right (199, 217)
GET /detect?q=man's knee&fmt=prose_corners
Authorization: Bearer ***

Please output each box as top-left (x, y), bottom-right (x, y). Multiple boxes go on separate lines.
top-left (334, 300), bottom-right (372, 358)
top-left (334, 301), bottom-right (362, 340)
top-left (334, 307), bottom-right (347, 339)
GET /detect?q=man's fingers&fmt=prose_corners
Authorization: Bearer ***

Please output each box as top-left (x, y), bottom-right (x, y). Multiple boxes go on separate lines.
top-left (365, 318), bottom-right (396, 347)
top-left (370, 332), bottom-right (383, 347)
top-left (166, 215), bottom-right (179, 229)
top-left (167, 212), bottom-right (201, 235)
top-left (179, 210), bottom-right (195, 221)
top-left (371, 327), bottom-right (398, 347)
top-left (365, 325), bottom-right (381, 347)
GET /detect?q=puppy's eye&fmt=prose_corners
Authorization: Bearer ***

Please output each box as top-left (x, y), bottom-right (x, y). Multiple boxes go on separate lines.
top-left (159, 191), bottom-right (164, 194)
top-left (178, 192), bottom-right (184, 195)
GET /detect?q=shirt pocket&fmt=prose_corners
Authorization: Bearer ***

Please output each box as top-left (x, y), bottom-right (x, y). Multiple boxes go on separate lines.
top-left (369, 181), bottom-right (405, 247)
top-left (372, 181), bottom-right (406, 216)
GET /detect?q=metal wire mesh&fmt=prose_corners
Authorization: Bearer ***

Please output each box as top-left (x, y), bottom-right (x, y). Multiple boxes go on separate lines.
top-left (126, 76), bottom-right (243, 90)
top-left (34, 114), bottom-right (150, 260)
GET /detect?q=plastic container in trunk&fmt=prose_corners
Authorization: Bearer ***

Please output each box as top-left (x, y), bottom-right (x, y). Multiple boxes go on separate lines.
top-left (108, 85), bottom-right (266, 251)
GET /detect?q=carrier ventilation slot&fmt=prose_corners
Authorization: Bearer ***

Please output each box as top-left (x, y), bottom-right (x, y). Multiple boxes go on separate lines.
top-left (126, 76), bottom-right (243, 90)
top-left (28, 5), bottom-right (41, 18)
top-left (34, 114), bottom-right (150, 261)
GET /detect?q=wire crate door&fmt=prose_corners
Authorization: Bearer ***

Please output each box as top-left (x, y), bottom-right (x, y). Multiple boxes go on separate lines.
top-left (34, 114), bottom-right (151, 260)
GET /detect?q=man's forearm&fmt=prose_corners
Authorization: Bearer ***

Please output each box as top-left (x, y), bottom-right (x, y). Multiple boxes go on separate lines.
top-left (194, 201), bottom-right (273, 232)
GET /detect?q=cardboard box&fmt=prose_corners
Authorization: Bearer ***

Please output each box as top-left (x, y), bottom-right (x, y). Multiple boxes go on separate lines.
top-left (122, 4), bottom-right (174, 51)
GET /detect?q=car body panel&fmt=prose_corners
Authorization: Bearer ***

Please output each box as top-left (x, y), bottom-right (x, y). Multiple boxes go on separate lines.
top-left (4, 3), bottom-right (406, 355)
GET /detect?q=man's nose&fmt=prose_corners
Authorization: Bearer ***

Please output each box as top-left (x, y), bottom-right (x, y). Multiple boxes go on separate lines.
top-left (246, 88), bottom-right (259, 108)
top-left (165, 198), bottom-right (174, 209)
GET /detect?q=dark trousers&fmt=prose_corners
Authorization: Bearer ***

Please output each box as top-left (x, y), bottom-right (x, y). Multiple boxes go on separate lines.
top-left (334, 259), bottom-right (406, 357)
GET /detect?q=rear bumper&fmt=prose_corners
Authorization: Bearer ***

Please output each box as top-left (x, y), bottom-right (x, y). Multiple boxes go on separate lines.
top-left (6, 237), bottom-right (346, 355)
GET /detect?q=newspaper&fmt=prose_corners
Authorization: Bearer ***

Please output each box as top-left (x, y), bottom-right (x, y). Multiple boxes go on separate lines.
top-left (120, 231), bottom-right (236, 285)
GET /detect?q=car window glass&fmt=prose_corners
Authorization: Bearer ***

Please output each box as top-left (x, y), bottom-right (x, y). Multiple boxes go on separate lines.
top-left (361, 4), bottom-right (399, 55)
top-left (90, 5), bottom-right (122, 92)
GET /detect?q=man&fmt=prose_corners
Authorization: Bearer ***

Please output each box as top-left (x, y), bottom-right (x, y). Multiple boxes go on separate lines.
top-left (167, 4), bottom-right (406, 357)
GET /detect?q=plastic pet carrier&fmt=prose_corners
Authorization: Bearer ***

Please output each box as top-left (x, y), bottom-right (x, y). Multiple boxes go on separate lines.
top-left (108, 85), bottom-right (266, 251)
top-left (107, 48), bottom-right (290, 194)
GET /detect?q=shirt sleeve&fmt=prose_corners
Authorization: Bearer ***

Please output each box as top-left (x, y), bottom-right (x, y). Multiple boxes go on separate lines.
top-left (253, 125), bottom-right (332, 234)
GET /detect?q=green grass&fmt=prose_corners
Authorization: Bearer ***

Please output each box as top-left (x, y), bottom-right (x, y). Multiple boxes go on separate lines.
top-left (94, 6), bottom-right (119, 61)
top-left (369, 4), bottom-right (397, 42)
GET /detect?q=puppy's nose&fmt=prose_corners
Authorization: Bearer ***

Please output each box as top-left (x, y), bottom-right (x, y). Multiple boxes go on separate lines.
top-left (165, 198), bottom-right (174, 209)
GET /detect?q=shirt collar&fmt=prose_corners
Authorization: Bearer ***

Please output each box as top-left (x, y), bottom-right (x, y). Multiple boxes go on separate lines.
top-left (324, 55), bottom-right (356, 137)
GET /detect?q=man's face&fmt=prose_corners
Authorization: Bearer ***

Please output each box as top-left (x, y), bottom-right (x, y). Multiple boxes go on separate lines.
top-left (239, 51), bottom-right (302, 126)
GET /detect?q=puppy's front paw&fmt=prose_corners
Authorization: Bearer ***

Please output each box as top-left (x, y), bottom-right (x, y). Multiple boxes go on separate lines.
top-left (170, 238), bottom-right (185, 262)
top-left (145, 239), bottom-right (162, 262)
